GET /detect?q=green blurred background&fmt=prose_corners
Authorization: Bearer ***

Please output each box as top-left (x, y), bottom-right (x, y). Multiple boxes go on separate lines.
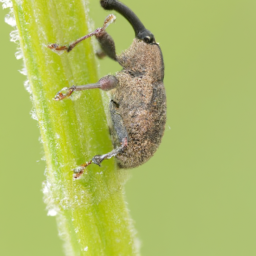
top-left (1, 0), bottom-right (256, 255)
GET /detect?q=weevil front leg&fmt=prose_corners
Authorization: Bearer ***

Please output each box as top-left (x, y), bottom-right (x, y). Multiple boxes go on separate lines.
top-left (48, 14), bottom-right (117, 60)
top-left (54, 75), bottom-right (118, 100)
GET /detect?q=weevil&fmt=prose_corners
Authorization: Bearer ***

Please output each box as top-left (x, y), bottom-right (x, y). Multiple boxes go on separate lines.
top-left (48, 0), bottom-right (166, 179)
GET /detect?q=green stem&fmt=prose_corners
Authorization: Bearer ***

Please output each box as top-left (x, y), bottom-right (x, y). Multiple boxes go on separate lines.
top-left (10, 0), bottom-right (139, 255)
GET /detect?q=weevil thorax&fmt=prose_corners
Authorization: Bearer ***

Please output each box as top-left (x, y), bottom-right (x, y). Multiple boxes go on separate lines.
top-left (117, 39), bottom-right (164, 82)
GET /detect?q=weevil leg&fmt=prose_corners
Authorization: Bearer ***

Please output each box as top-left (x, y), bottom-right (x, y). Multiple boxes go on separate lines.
top-left (109, 99), bottom-right (128, 144)
top-left (88, 100), bottom-right (129, 166)
top-left (54, 75), bottom-right (119, 100)
top-left (48, 14), bottom-right (117, 59)
top-left (73, 100), bottom-right (128, 179)
top-left (73, 138), bottom-right (128, 180)
top-left (92, 137), bottom-right (128, 166)
top-left (96, 30), bottom-right (117, 61)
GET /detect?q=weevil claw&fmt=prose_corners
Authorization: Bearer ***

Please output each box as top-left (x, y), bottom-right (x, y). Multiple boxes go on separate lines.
top-left (72, 160), bottom-right (92, 180)
top-left (54, 86), bottom-right (75, 101)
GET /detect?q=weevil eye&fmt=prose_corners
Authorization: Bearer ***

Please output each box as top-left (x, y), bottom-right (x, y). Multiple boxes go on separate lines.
top-left (137, 29), bottom-right (155, 44)
top-left (143, 36), bottom-right (151, 43)
top-left (142, 34), bottom-right (155, 44)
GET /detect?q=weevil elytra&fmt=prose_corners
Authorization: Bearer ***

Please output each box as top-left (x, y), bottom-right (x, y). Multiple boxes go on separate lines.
top-left (48, 0), bottom-right (166, 179)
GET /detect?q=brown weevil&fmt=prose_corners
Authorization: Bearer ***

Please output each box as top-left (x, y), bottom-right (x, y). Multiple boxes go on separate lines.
top-left (48, 0), bottom-right (166, 179)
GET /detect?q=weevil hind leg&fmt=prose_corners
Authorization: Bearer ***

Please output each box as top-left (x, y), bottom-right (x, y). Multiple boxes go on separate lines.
top-left (109, 100), bottom-right (128, 144)
top-left (92, 138), bottom-right (128, 166)
top-left (73, 100), bottom-right (128, 179)
top-left (91, 100), bottom-right (129, 166)
top-left (73, 138), bottom-right (128, 180)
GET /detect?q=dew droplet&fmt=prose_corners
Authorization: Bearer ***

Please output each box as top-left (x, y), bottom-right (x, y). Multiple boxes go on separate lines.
top-left (47, 208), bottom-right (58, 216)
top-left (15, 48), bottom-right (23, 60)
top-left (19, 66), bottom-right (27, 76)
top-left (0, 0), bottom-right (13, 9)
top-left (24, 80), bottom-right (32, 94)
top-left (30, 109), bottom-right (38, 121)
top-left (10, 30), bottom-right (19, 43)
top-left (5, 13), bottom-right (16, 26)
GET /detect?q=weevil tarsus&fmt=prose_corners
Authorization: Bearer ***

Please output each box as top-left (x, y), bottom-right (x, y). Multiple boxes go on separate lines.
top-left (73, 160), bottom-right (92, 180)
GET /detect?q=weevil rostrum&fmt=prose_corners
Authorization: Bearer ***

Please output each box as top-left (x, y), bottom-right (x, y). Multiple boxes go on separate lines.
top-left (48, 0), bottom-right (166, 179)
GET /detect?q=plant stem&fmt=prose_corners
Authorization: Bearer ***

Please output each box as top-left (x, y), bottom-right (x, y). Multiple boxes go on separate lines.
top-left (10, 0), bottom-right (139, 255)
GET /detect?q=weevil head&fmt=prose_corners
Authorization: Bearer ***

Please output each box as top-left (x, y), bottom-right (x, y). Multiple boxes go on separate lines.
top-left (137, 29), bottom-right (155, 44)
top-left (100, 0), bottom-right (156, 44)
